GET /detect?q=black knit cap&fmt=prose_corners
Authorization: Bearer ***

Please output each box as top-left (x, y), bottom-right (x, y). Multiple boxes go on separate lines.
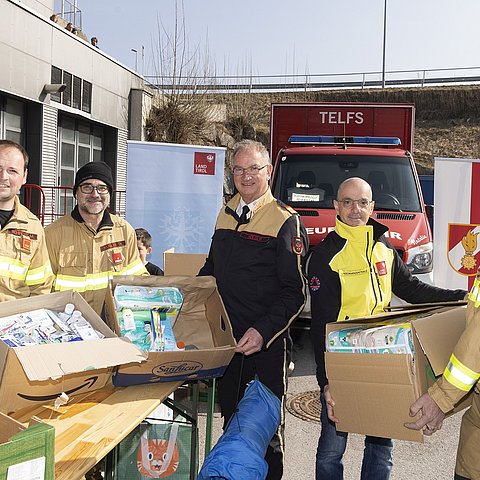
top-left (73, 162), bottom-right (114, 195)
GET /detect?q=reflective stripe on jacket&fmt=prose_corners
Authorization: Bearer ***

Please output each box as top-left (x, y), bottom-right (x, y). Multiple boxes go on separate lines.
top-left (428, 274), bottom-right (480, 478)
top-left (45, 208), bottom-right (147, 315)
top-left (0, 196), bottom-right (53, 301)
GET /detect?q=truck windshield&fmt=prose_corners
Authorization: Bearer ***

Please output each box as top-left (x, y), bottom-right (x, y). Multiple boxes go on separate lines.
top-left (272, 154), bottom-right (422, 212)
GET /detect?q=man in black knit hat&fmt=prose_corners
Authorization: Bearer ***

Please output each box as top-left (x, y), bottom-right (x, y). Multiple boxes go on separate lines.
top-left (45, 161), bottom-right (147, 315)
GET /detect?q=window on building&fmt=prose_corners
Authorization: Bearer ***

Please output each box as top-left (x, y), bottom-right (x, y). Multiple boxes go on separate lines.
top-left (0, 97), bottom-right (25, 145)
top-left (50, 67), bottom-right (92, 114)
top-left (58, 116), bottom-right (105, 214)
top-left (72, 76), bottom-right (82, 110)
top-left (82, 81), bottom-right (92, 113)
top-left (51, 66), bottom-right (62, 103)
top-left (62, 71), bottom-right (72, 107)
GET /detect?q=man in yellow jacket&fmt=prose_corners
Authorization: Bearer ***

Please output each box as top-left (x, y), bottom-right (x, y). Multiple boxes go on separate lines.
top-left (45, 162), bottom-right (147, 316)
top-left (406, 271), bottom-right (480, 480)
top-left (0, 140), bottom-right (53, 300)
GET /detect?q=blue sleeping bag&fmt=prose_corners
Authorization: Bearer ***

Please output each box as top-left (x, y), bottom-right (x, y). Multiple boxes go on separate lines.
top-left (197, 378), bottom-right (281, 480)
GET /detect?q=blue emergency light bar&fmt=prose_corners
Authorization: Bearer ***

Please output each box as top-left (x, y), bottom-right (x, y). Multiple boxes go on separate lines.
top-left (288, 135), bottom-right (402, 146)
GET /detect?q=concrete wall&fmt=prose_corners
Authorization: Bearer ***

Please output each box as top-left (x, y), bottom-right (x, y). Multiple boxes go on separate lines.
top-left (18, 0), bottom-right (53, 18)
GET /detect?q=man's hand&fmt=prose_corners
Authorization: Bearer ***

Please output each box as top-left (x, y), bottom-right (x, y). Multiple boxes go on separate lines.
top-left (323, 384), bottom-right (340, 423)
top-left (404, 392), bottom-right (445, 435)
top-left (235, 327), bottom-right (263, 356)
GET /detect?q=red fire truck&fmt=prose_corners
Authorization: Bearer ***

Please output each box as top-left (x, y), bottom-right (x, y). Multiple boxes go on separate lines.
top-left (270, 102), bottom-right (433, 280)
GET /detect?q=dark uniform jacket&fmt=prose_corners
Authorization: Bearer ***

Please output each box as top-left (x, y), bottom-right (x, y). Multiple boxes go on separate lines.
top-left (199, 190), bottom-right (308, 348)
top-left (308, 216), bottom-right (467, 390)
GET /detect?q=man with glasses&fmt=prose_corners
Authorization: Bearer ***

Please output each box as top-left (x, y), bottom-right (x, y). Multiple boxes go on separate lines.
top-left (45, 162), bottom-right (147, 316)
top-left (199, 139), bottom-right (308, 480)
top-left (307, 177), bottom-right (466, 480)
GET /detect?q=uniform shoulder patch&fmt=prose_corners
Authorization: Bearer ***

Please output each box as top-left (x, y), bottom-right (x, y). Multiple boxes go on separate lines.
top-left (292, 236), bottom-right (305, 255)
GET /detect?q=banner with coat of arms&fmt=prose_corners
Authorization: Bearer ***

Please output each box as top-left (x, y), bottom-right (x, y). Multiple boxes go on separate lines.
top-left (126, 141), bottom-right (226, 269)
top-left (433, 157), bottom-right (480, 290)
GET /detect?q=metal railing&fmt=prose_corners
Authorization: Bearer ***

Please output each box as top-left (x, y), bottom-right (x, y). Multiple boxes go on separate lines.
top-left (145, 66), bottom-right (480, 93)
top-left (54, 0), bottom-right (82, 30)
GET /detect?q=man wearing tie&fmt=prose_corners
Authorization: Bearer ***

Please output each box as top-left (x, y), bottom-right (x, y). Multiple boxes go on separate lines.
top-left (199, 139), bottom-right (308, 479)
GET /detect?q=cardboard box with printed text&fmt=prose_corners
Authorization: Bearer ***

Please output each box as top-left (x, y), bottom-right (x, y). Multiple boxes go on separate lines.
top-left (325, 303), bottom-right (468, 442)
top-left (0, 291), bottom-right (146, 414)
top-left (106, 274), bottom-right (236, 386)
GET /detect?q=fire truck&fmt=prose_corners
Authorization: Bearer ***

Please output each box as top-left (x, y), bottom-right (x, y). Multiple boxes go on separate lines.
top-left (270, 102), bottom-right (433, 282)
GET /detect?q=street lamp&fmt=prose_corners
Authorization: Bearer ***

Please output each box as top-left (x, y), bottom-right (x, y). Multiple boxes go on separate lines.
top-left (381, 0), bottom-right (387, 88)
top-left (131, 48), bottom-right (138, 71)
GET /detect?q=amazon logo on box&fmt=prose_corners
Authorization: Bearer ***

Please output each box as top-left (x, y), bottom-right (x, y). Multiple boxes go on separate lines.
top-left (0, 290), bottom-right (146, 414)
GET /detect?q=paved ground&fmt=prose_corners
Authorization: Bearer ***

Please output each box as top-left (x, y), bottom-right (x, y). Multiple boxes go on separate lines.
top-left (197, 329), bottom-right (462, 479)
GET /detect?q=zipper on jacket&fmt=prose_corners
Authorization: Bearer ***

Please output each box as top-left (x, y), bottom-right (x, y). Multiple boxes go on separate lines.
top-left (366, 231), bottom-right (380, 315)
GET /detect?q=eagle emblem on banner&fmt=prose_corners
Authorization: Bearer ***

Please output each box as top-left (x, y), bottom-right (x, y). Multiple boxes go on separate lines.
top-left (447, 223), bottom-right (480, 275)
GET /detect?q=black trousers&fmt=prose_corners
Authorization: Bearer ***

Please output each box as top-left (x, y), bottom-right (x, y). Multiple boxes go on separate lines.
top-left (217, 337), bottom-right (291, 480)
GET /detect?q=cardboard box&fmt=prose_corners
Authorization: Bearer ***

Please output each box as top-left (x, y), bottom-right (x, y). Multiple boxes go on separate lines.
top-left (325, 304), bottom-right (467, 442)
top-left (0, 413), bottom-right (54, 480)
top-left (0, 291), bottom-right (146, 414)
top-left (163, 251), bottom-right (207, 276)
top-left (106, 275), bottom-right (236, 386)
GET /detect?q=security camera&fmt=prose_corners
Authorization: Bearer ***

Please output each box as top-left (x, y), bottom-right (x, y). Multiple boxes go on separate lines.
top-left (43, 83), bottom-right (67, 94)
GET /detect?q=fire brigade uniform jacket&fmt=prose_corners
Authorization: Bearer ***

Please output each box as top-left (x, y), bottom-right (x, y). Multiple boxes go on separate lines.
top-left (199, 190), bottom-right (308, 347)
top-left (199, 190), bottom-right (308, 479)
top-left (308, 216), bottom-right (467, 390)
top-left (428, 273), bottom-right (480, 479)
top-left (45, 206), bottom-right (147, 315)
top-left (0, 196), bottom-right (53, 301)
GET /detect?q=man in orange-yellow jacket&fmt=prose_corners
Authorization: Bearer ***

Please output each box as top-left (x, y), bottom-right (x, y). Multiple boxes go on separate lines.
top-left (406, 269), bottom-right (480, 480)
top-left (45, 162), bottom-right (147, 316)
top-left (0, 140), bottom-right (53, 300)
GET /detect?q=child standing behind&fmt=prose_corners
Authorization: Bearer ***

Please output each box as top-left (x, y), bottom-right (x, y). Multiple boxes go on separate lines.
top-left (135, 228), bottom-right (164, 276)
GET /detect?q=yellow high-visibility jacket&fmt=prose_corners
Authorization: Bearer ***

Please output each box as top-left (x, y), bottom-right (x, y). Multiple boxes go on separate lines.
top-left (0, 196), bottom-right (53, 301)
top-left (429, 273), bottom-right (480, 479)
top-left (45, 207), bottom-right (148, 315)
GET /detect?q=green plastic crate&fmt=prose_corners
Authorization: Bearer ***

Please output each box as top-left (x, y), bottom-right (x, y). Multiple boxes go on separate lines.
top-left (0, 413), bottom-right (55, 480)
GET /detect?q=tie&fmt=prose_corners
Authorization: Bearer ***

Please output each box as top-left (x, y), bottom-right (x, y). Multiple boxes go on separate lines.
top-left (238, 205), bottom-right (250, 225)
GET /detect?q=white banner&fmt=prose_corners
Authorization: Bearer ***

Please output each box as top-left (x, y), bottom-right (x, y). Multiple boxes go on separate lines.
top-left (126, 141), bottom-right (226, 269)
top-left (433, 156), bottom-right (480, 290)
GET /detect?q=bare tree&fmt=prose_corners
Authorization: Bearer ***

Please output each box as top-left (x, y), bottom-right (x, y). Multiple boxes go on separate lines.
top-left (146, 0), bottom-right (216, 145)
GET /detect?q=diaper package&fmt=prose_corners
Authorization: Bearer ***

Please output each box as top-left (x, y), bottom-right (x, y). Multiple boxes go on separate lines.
top-left (114, 285), bottom-right (184, 352)
top-left (327, 322), bottom-right (414, 355)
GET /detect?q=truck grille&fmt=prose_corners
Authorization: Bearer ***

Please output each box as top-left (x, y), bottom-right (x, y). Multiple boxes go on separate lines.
top-left (296, 210), bottom-right (319, 216)
top-left (375, 213), bottom-right (415, 221)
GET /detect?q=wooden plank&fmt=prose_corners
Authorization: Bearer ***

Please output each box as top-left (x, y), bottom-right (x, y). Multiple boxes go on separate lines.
top-left (11, 382), bottom-right (182, 480)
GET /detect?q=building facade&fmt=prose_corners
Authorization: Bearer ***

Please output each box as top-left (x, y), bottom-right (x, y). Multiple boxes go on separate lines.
top-left (0, 0), bottom-right (150, 221)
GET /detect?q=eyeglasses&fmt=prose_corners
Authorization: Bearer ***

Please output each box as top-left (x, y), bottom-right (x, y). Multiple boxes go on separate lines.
top-left (79, 183), bottom-right (109, 194)
top-left (232, 164), bottom-right (269, 176)
top-left (336, 198), bottom-right (373, 209)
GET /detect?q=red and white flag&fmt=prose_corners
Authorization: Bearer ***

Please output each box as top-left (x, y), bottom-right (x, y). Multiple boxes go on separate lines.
top-left (433, 157), bottom-right (480, 290)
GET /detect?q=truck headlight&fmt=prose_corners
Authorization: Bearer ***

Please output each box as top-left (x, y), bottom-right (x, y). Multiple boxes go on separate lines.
top-left (405, 242), bottom-right (433, 274)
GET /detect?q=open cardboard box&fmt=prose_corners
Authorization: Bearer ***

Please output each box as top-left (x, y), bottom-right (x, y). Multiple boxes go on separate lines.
top-left (325, 303), bottom-right (468, 442)
top-left (0, 291), bottom-right (146, 414)
top-left (105, 275), bottom-right (236, 386)
top-left (0, 413), bottom-right (54, 480)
